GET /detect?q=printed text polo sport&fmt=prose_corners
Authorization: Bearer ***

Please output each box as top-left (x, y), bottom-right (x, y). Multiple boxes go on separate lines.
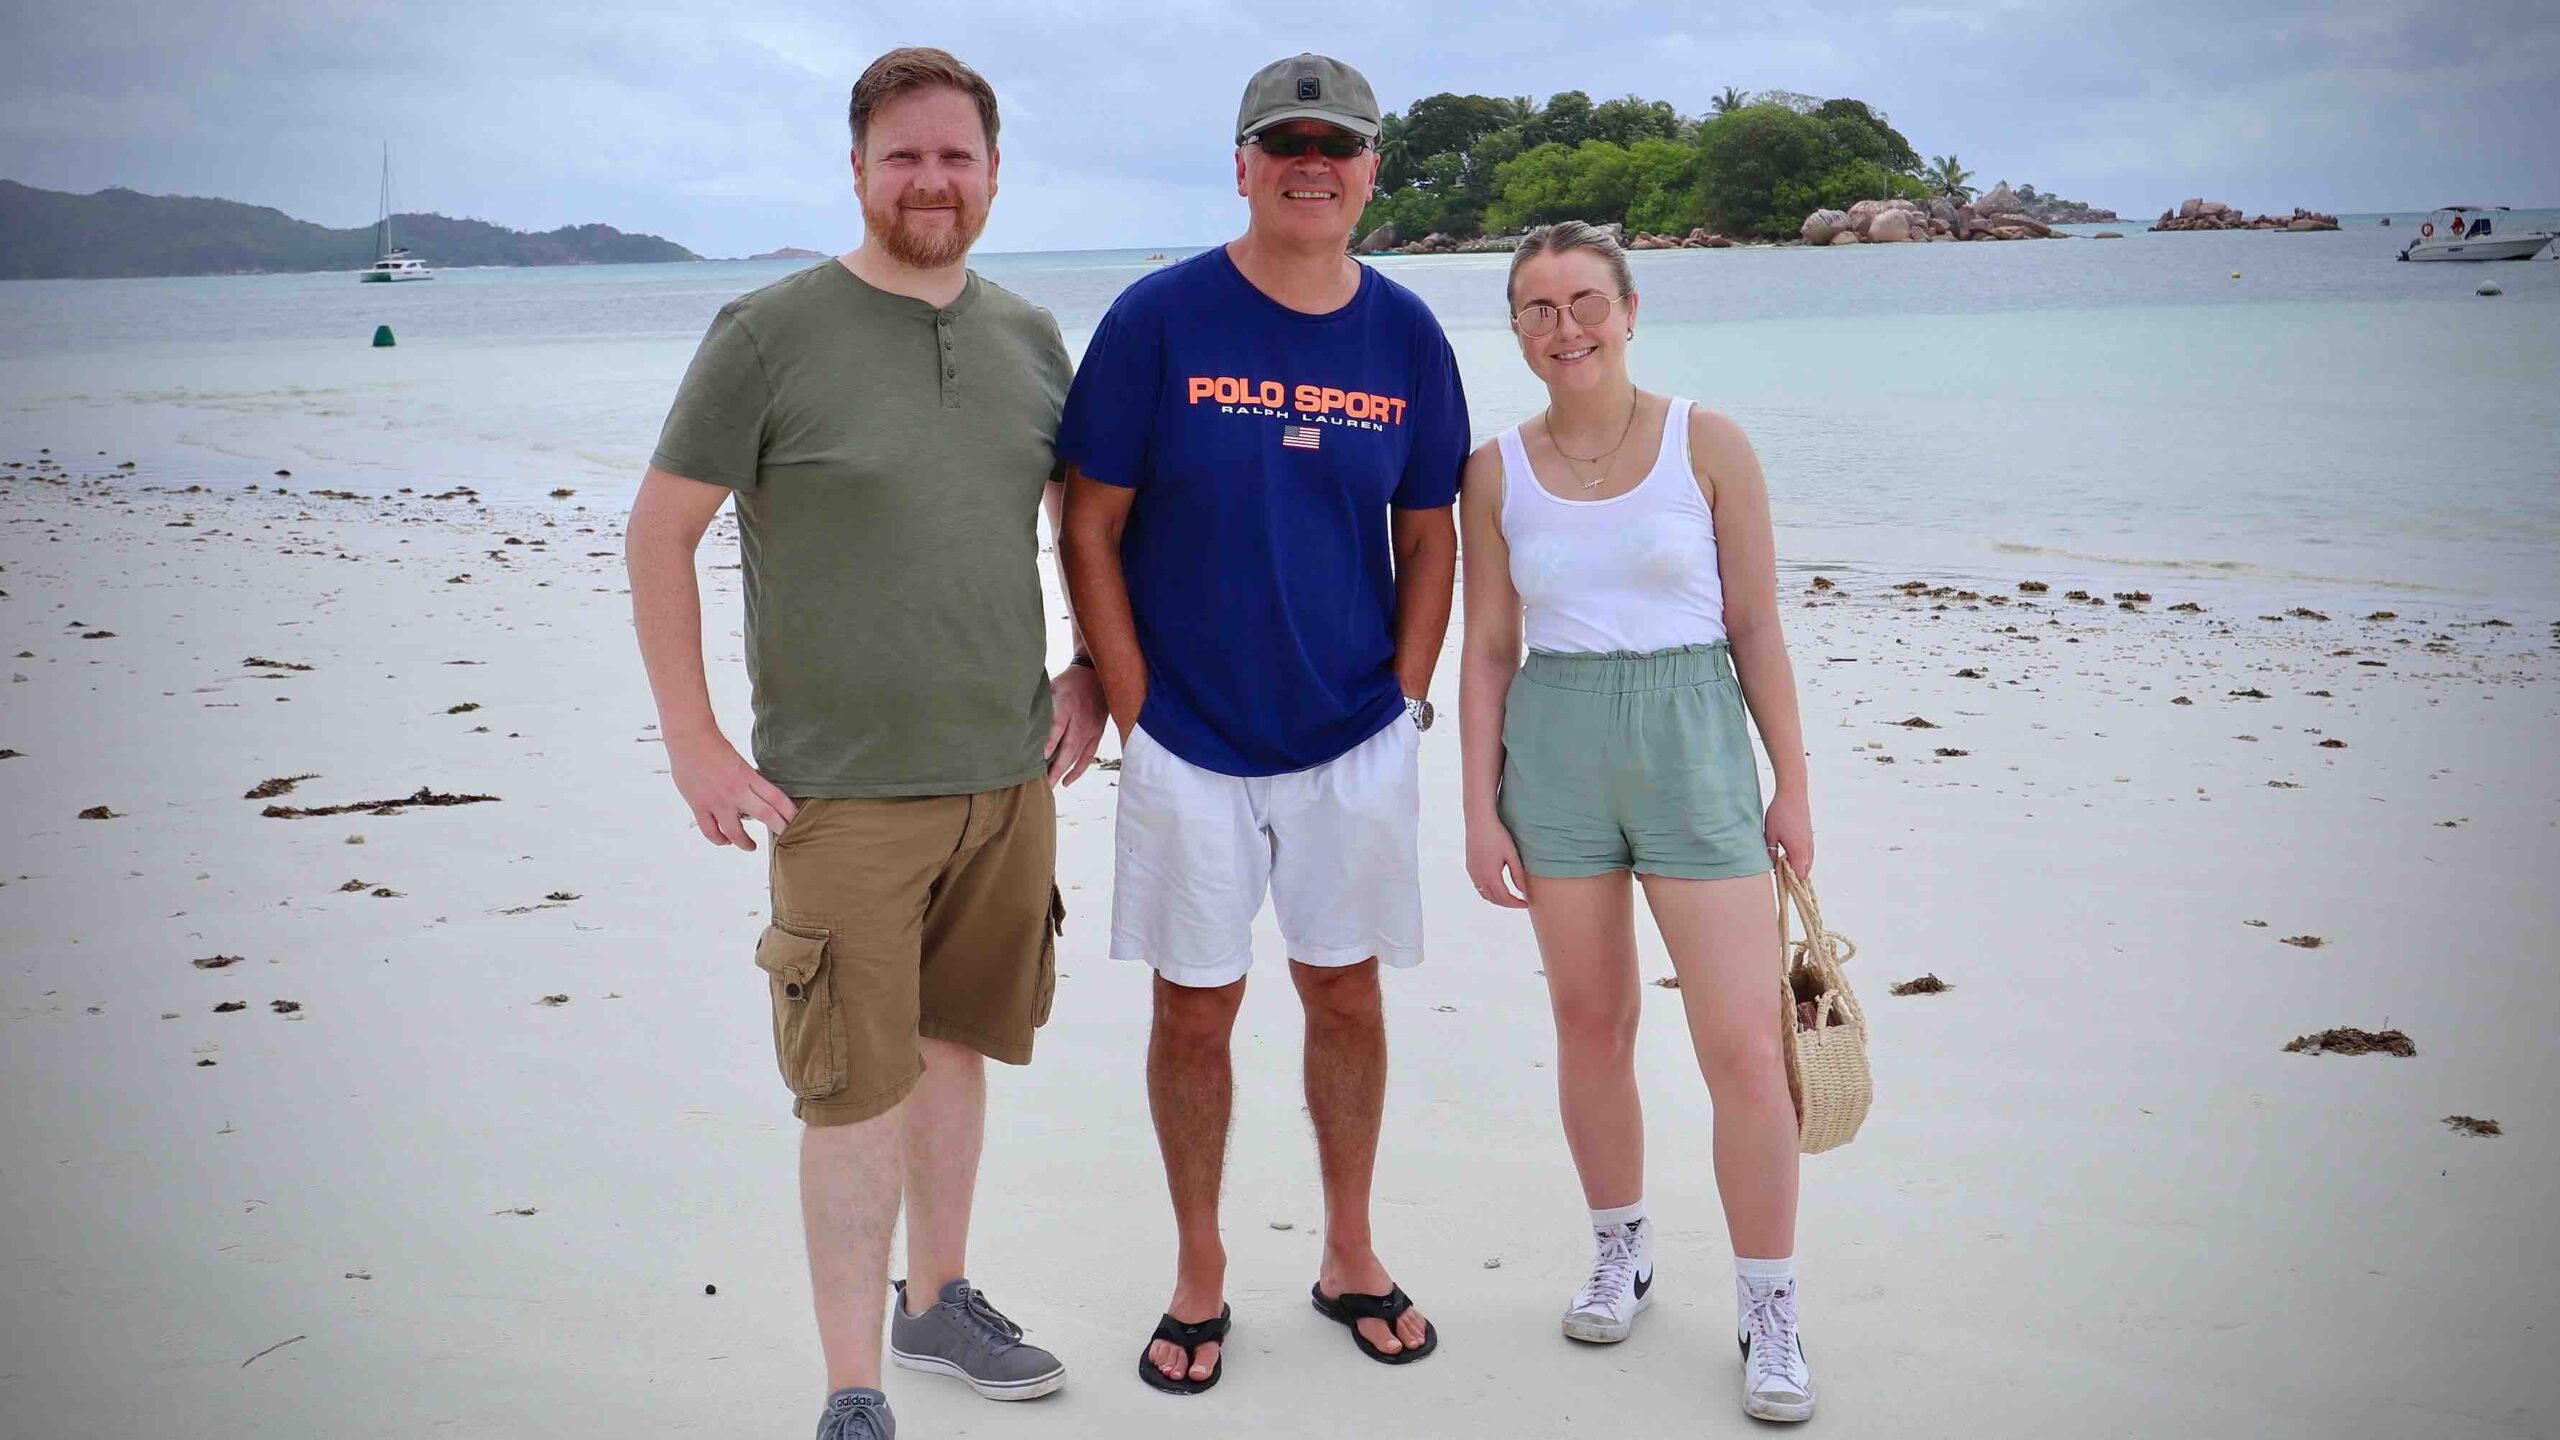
top-left (1058, 246), bottom-right (1468, 776)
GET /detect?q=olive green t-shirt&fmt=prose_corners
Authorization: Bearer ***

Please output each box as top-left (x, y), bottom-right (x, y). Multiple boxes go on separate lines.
top-left (651, 261), bottom-right (1072, 797)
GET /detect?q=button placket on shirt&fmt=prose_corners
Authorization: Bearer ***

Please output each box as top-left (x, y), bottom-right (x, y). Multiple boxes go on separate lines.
top-left (936, 313), bottom-right (960, 409)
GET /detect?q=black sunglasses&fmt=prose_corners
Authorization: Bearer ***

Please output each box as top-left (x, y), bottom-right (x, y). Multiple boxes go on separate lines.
top-left (1252, 131), bottom-right (1371, 160)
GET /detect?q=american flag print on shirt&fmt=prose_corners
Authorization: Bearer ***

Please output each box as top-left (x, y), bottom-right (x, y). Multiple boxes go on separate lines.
top-left (1281, 423), bottom-right (1323, 451)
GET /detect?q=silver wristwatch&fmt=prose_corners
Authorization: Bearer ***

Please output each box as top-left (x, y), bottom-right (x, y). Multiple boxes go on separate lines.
top-left (1404, 696), bottom-right (1435, 732)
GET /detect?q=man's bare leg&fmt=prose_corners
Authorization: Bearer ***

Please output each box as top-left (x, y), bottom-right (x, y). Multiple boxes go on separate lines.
top-left (1293, 958), bottom-right (1430, 1357)
top-left (804, 1106), bottom-right (907, 1391)
top-left (1143, 974), bottom-right (1244, 1383)
top-left (900, 1037), bottom-right (986, 1310)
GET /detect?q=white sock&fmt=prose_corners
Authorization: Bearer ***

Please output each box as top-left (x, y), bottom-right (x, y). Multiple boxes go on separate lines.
top-left (1590, 1199), bottom-right (1648, 1231)
top-left (1736, 1254), bottom-right (1795, 1310)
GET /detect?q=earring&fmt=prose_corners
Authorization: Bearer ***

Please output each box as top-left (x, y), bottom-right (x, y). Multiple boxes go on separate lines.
top-left (1626, 328), bottom-right (1635, 340)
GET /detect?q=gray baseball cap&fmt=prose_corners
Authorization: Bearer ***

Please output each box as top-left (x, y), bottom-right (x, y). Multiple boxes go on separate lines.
top-left (1234, 53), bottom-right (1381, 144)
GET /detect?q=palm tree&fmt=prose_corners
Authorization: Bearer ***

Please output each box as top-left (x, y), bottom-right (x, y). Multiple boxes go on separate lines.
top-left (1491, 95), bottom-right (1537, 128)
top-left (1710, 86), bottom-right (1747, 116)
top-left (1375, 113), bottom-right (1414, 193)
top-left (1925, 154), bottom-right (1976, 203)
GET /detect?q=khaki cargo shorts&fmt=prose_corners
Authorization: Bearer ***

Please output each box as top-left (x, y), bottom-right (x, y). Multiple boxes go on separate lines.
top-left (755, 777), bottom-right (1061, 1126)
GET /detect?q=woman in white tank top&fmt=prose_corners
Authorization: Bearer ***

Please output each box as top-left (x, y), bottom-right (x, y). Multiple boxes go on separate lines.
top-left (1456, 223), bottom-right (1822, 1422)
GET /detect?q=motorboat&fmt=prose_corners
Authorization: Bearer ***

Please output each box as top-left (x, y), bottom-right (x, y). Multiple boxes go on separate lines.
top-left (2398, 206), bottom-right (2553, 262)
top-left (359, 145), bottom-right (435, 282)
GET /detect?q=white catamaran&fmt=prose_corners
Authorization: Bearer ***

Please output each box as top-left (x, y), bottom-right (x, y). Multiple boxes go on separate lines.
top-left (360, 145), bottom-right (434, 282)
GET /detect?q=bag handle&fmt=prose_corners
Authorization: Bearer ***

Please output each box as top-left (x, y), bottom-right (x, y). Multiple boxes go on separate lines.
top-left (1773, 859), bottom-right (1856, 972)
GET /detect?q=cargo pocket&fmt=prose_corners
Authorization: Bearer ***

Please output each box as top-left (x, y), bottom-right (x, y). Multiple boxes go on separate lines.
top-left (755, 923), bottom-right (842, 1099)
top-left (1032, 885), bottom-right (1065, 1027)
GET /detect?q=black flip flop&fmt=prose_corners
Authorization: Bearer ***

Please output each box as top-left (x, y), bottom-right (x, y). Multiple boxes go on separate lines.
top-left (1310, 1283), bottom-right (1439, 1365)
top-left (1137, 1304), bottom-right (1231, 1395)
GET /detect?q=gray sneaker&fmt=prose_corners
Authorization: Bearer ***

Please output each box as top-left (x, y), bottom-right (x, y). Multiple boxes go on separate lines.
top-left (890, 1278), bottom-right (1067, 1401)
top-left (815, 1386), bottom-right (893, 1440)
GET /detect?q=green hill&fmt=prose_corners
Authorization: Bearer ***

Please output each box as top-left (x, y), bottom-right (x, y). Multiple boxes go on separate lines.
top-left (0, 180), bottom-right (699, 279)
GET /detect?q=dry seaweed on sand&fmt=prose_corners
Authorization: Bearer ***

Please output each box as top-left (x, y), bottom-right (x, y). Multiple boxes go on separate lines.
top-left (1893, 716), bottom-right (1941, 729)
top-left (2442, 1115), bottom-right (2502, 1138)
top-left (269, 1000), bottom-right (302, 1014)
top-left (2283, 1027), bottom-right (2414, 1057)
top-left (1652, 975), bottom-right (1681, 989)
top-left (214, 1000), bottom-right (247, 1013)
top-left (538, 994), bottom-right (570, 1007)
top-left (1890, 973), bottom-right (1950, 996)
top-left (242, 657), bottom-right (313, 671)
top-left (2280, 934), bottom-right (2325, 948)
top-left (244, 774), bottom-right (319, 800)
top-left (191, 955), bottom-right (243, 970)
top-left (262, 786), bottom-right (499, 819)
top-left (78, 805), bottom-right (118, 819)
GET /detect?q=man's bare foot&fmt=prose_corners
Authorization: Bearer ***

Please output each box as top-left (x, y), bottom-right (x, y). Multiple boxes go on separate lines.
top-left (1146, 1277), bottom-right (1226, 1384)
top-left (1318, 1251), bottom-right (1430, 1356)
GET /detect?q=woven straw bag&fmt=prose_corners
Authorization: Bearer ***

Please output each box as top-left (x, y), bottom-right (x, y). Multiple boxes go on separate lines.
top-left (1776, 863), bottom-right (1871, 1154)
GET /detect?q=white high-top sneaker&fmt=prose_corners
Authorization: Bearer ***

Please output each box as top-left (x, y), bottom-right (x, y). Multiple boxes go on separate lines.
top-left (1561, 1218), bottom-right (1654, 1343)
top-left (1737, 1277), bottom-right (1816, 1422)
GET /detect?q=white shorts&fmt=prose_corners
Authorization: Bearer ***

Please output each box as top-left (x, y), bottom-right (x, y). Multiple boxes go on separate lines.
top-left (1110, 714), bottom-right (1423, 989)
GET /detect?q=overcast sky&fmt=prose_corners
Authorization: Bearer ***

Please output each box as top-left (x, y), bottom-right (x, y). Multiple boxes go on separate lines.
top-left (5, 0), bottom-right (2555, 256)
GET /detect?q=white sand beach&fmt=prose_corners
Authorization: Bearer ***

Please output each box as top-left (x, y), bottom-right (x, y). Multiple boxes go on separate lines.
top-left (3, 460), bottom-right (2555, 1438)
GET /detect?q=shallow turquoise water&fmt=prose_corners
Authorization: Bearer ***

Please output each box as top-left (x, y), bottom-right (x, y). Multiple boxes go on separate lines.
top-left (4, 212), bottom-right (2554, 610)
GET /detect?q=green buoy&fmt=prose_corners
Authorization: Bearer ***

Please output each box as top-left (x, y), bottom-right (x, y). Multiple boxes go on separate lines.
top-left (372, 324), bottom-right (396, 348)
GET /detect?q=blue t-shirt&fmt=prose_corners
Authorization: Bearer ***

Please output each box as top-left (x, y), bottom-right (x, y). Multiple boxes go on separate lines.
top-left (1059, 247), bottom-right (1469, 777)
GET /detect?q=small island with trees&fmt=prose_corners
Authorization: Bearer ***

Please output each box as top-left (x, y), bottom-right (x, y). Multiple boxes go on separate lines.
top-left (1350, 88), bottom-right (2124, 253)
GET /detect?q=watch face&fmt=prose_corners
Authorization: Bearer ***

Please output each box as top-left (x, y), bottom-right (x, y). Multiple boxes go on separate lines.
top-left (1407, 697), bottom-right (1434, 731)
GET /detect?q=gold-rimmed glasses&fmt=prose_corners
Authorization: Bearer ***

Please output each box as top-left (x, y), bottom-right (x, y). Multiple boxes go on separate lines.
top-left (1512, 291), bottom-right (1622, 338)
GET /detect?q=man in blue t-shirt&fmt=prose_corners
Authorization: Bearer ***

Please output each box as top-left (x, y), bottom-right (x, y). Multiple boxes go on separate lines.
top-left (1058, 53), bottom-right (1467, 1391)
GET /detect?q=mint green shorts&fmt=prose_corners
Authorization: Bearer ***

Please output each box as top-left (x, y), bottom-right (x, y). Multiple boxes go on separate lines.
top-left (1496, 644), bottom-right (1773, 881)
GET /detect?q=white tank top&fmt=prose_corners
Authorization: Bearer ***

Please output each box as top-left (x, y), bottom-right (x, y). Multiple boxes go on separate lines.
top-left (1498, 396), bottom-right (1728, 654)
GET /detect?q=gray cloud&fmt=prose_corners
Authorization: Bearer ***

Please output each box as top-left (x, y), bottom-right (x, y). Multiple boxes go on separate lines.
top-left (3, 0), bottom-right (2552, 256)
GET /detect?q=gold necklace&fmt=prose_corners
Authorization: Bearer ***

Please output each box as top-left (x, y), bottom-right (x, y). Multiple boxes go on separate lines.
top-left (1545, 388), bottom-right (1641, 489)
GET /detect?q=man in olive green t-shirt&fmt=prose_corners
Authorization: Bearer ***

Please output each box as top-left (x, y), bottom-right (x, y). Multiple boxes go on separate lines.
top-left (626, 46), bottom-right (1102, 1439)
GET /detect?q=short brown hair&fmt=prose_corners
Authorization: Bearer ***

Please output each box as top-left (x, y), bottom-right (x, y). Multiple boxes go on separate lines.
top-left (848, 47), bottom-right (1000, 153)
top-left (1507, 221), bottom-right (1636, 308)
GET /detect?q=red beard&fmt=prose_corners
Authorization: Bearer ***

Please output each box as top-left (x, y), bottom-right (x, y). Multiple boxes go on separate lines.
top-left (863, 188), bottom-right (985, 269)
